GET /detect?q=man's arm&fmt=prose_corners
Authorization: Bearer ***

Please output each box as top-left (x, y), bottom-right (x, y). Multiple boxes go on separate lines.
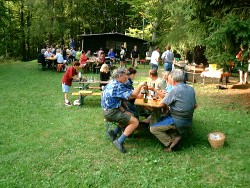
top-left (158, 98), bottom-right (167, 108)
top-left (161, 52), bottom-right (165, 60)
top-left (129, 82), bottom-right (146, 99)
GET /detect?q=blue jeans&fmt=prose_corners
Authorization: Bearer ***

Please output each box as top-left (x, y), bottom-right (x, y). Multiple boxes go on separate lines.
top-left (164, 62), bottom-right (172, 71)
top-left (151, 63), bottom-right (158, 70)
top-left (151, 114), bottom-right (174, 126)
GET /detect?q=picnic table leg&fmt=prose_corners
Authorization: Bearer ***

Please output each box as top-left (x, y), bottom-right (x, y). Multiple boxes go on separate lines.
top-left (79, 95), bottom-right (86, 107)
top-left (80, 83), bottom-right (90, 90)
top-left (150, 108), bottom-right (162, 125)
top-left (202, 76), bottom-right (205, 85)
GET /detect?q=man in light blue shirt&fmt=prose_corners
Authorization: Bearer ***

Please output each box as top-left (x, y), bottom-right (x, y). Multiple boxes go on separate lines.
top-left (161, 46), bottom-right (174, 71)
top-left (149, 69), bottom-right (198, 152)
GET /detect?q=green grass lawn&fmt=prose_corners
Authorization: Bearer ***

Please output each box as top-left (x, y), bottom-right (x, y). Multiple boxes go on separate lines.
top-left (0, 60), bottom-right (249, 187)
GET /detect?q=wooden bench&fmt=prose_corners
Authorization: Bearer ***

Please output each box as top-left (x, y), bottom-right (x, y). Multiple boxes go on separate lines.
top-left (72, 92), bottom-right (101, 96)
top-left (95, 66), bottom-right (100, 74)
top-left (72, 90), bottom-right (101, 107)
top-left (74, 86), bottom-right (101, 90)
top-left (38, 63), bottom-right (42, 70)
top-left (201, 71), bottom-right (230, 86)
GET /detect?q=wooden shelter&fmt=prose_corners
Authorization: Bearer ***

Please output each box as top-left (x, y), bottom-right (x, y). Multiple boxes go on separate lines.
top-left (77, 33), bottom-right (148, 58)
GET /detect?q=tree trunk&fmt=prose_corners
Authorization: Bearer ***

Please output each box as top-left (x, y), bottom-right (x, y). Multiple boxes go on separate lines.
top-left (20, 1), bottom-right (26, 61)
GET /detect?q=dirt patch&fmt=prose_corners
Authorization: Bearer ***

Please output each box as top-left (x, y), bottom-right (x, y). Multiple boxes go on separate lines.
top-left (200, 82), bottom-right (250, 110)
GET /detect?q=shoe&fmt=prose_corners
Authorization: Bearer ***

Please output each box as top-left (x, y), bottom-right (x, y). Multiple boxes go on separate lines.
top-left (113, 140), bottom-right (126, 153)
top-left (65, 101), bottom-right (72, 106)
top-left (164, 147), bottom-right (172, 152)
top-left (169, 136), bottom-right (181, 149)
top-left (108, 130), bottom-right (116, 141)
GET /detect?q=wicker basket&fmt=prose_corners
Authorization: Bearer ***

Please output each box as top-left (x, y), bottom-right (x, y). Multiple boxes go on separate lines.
top-left (208, 131), bottom-right (225, 149)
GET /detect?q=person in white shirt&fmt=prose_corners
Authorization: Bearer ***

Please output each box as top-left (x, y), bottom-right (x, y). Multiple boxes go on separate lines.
top-left (148, 69), bottom-right (165, 92)
top-left (44, 48), bottom-right (53, 58)
top-left (150, 46), bottom-right (160, 70)
top-left (161, 46), bottom-right (174, 71)
top-left (120, 46), bottom-right (126, 67)
top-left (55, 49), bottom-right (67, 71)
top-left (44, 47), bottom-right (54, 68)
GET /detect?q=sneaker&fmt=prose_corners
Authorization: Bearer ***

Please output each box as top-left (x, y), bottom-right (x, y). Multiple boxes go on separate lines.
top-left (108, 130), bottom-right (116, 141)
top-left (113, 140), bottom-right (126, 153)
top-left (65, 101), bottom-right (72, 106)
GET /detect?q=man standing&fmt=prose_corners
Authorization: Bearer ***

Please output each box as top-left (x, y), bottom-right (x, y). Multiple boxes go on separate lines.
top-left (161, 46), bottom-right (174, 71)
top-left (119, 46), bottom-right (126, 67)
top-left (149, 69), bottom-right (197, 152)
top-left (236, 46), bottom-right (249, 84)
top-left (150, 46), bottom-right (160, 70)
top-left (131, 45), bottom-right (140, 68)
top-left (101, 68), bottom-right (146, 153)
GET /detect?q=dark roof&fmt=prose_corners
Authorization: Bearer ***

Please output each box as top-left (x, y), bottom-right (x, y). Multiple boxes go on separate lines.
top-left (78, 32), bottom-right (147, 43)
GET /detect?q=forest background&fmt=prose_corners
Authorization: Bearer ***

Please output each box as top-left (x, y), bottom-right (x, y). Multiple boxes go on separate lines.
top-left (0, 0), bottom-right (250, 67)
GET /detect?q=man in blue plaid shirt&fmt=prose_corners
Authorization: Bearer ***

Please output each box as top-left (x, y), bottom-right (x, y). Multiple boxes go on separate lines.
top-left (101, 68), bottom-right (146, 153)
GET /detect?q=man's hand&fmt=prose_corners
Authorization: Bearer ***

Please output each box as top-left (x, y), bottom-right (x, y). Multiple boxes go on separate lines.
top-left (148, 86), bottom-right (156, 92)
top-left (138, 82), bottom-right (147, 87)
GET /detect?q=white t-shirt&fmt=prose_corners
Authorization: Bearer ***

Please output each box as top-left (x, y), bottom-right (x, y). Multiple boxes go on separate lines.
top-left (150, 50), bottom-right (160, 65)
top-left (55, 53), bottom-right (64, 64)
top-left (149, 77), bottom-right (164, 90)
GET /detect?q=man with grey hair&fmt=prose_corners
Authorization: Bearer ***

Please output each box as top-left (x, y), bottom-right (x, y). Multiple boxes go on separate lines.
top-left (148, 69), bottom-right (198, 152)
top-left (101, 68), bottom-right (146, 153)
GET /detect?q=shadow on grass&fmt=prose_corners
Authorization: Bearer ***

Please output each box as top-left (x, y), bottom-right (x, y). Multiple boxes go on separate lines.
top-left (230, 84), bottom-right (250, 89)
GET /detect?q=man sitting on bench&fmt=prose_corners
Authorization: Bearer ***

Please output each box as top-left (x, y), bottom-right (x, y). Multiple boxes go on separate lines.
top-left (101, 68), bottom-right (146, 153)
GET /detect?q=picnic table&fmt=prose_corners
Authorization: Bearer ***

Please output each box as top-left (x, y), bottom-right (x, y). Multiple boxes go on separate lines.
top-left (72, 80), bottom-right (109, 107)
top-left (176, 63), bottom-right (204, 83)
top-left (134, 98), bottom-right (163, 125)
top-left (200, 70), bottom-right (229, 85)
top-left (45, 56), bottom-right (57, 70)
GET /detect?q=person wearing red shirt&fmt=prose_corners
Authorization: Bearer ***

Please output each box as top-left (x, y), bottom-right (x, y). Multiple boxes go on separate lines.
top-left (62, 61), bottom-right (81, 106)
top-left (80, 51), bottom-right (88, 73)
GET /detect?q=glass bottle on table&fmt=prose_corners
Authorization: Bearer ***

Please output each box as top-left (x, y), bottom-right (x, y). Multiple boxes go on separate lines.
top-left (78, 71), bottom-right (82, 81)
top-left (141, 82), bottom-right (149, 103)
top-left (150, 83), bottom-right (155, 98)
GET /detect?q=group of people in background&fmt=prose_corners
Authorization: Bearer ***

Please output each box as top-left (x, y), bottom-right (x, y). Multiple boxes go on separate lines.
top-left (37, 45), bottom-right (78, 71)
top-left (150, 45), bottom-right (250, 85)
